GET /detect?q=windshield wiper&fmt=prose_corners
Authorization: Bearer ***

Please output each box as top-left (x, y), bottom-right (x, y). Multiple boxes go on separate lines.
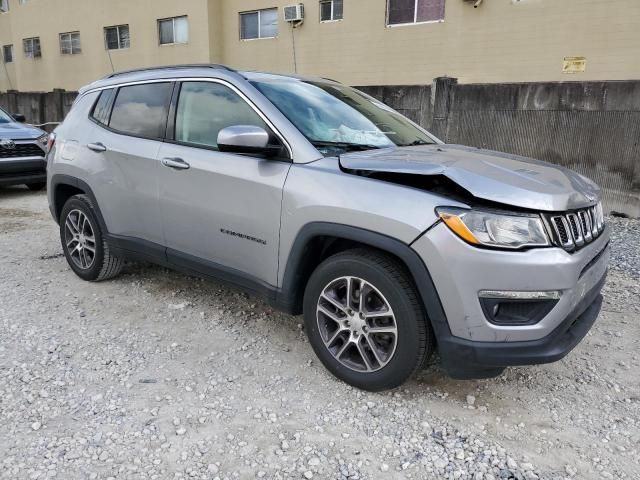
top-left (399, 140), bottom-right (435, 147)
top-left (311, 141), bottom-right (384, 152)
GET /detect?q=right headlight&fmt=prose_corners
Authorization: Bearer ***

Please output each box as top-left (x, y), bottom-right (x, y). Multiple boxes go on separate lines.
top-left (436, 207), bottom-right (550, 249)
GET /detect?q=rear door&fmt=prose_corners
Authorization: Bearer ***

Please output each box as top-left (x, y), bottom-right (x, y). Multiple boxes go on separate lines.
top-left (87, 82), bottom-right (173, 246)
top-left (157, 80), bottom-right (291, 286)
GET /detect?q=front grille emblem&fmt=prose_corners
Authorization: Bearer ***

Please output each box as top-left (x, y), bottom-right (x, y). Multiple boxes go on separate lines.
top-left (0, 139), bottom-right (16, 150)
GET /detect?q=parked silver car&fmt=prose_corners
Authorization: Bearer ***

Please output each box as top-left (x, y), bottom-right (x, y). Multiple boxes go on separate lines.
top-left (0, 107), bottom-right (48, 190)
top-left (47, 65), bottom-right (609, 391)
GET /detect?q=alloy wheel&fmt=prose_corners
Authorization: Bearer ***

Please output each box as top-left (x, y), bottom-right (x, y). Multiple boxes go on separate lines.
top-left (64, 209), bottom-right (97, 270)
top-left (316, 276), bottom-right (398, 372)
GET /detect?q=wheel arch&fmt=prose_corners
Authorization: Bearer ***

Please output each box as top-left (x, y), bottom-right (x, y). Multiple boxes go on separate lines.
top-left (276, 222), bottom-right (450, 338)
top-left (50, 174), bottom-right (108, 232)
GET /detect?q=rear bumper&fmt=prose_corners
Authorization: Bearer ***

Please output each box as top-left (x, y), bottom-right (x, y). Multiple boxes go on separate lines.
top-left (436, 271), bottom-right (605, 379)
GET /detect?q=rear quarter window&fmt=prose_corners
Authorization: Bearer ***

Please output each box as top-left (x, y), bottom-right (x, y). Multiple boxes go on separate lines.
top-left (90, 89), bottom-right (115, 126)
top-left (108, 82), bottom-right (173, 139)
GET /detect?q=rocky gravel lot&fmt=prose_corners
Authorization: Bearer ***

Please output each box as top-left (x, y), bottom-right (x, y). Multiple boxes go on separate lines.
top-left (0, 187), bottom-right (638, 480)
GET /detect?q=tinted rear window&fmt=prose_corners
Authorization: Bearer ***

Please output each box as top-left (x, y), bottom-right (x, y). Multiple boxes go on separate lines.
top-left (109, 83), bottom-right (173, 139)
top-left (90, 89), bottom-right (115, 125)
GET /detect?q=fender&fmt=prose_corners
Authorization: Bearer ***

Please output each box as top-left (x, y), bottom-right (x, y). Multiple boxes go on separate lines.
top-left (275, 222), bottom-right (451, 338)
top-left (49, 173), bottom-right (166, 263)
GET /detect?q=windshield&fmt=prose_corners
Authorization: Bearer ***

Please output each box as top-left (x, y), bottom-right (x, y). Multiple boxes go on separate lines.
top-left (251, 79), bottom-right (437, 155)
top-left (0, 108), bottom-right (14, 124)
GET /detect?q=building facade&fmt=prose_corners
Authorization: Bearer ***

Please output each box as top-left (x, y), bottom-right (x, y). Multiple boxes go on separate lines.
top-left (1, 0), bottom-right (639, 92)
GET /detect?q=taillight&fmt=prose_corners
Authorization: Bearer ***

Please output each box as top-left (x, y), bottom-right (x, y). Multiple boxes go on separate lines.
top-left (47, 133), bottom-right (56, 152)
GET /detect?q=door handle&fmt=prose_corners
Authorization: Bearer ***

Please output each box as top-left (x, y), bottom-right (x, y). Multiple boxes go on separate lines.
top-left (87, 142), bottom-right (107, 152)
top-left (162, 157), bottom-right (190, 170)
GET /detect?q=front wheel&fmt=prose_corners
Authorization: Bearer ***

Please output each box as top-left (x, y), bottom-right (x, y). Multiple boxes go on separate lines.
top-left (303, 249), bottom-right (434, 391)
top-left (60, 194), bottom-right (123, 281)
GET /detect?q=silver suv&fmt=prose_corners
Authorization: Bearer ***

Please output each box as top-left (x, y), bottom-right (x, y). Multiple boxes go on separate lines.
top-left (47, 65), bottom-right (609, 391)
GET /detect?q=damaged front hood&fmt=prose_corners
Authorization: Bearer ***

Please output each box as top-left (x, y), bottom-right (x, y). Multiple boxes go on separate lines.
top-left (339, 144), bottom-right (600, 211)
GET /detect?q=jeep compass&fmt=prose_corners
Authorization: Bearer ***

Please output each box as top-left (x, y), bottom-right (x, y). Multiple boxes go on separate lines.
top-left (47, 65), bottom-right (609, 391)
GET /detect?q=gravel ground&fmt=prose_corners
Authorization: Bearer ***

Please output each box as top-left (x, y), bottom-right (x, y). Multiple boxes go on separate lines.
top-left (0, 186), bottom-right (638, 480)
top-left (607, 216), bottom-right (640, 280)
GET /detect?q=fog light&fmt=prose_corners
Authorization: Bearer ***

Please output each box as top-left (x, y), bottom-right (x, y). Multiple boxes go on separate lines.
top-left (479, 290), bottom-right (560, 326)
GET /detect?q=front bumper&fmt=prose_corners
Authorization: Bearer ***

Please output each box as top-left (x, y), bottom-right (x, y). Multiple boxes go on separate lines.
top-left (412, 221), bottom-right (609, 378)
top-left (0, 159), bottom-right (47, 186)
top-left (437, 272), bottom-right (604, 379)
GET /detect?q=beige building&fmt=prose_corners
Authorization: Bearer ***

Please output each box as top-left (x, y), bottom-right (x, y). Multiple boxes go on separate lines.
top-left (1, 0), bottom-right (639, 92)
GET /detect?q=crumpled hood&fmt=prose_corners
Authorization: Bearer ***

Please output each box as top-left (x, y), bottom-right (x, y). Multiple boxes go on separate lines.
top-left (0, 122), bottom-right (45, 140)
top-left (339, 144), bottom-right (600, 211)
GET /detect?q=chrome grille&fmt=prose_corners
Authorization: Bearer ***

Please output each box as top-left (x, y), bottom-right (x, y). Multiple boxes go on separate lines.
top-left (547, 202), bottom-right (605, 252)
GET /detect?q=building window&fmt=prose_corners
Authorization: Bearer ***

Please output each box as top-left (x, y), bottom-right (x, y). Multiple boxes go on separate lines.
top-left (105, 25), bottom-right (130, 50)
top-left (2, 45), bottom-right (12, 63)
top-left (0, 0), bottom-right (9, 13)
top-left (60, 31), bottom-right (82, 55)
top-left (158, 16), bottom-right (189, 45)
top-left (240, 8), bottom-right (278, 40)
top-left (387, 0), bottom-right (445, 26)
top-left (320, 0), bottom-right (343, 22)
top-left (23, 37), bottom-right (41, 58)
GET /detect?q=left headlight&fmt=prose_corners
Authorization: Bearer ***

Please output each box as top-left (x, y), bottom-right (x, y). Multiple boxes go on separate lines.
top-left (436, 207), bottom-right (550, 249)
top-left (36, 133), bottom-right (48, 147)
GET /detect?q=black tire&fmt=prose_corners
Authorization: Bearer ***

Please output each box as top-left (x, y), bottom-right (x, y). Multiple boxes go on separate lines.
top-left (59, 194), bottom-right (123, 281)
top-left (303, 248), bottom-right (435, 391)
top-left (26, 182), bottom-right (46, 191)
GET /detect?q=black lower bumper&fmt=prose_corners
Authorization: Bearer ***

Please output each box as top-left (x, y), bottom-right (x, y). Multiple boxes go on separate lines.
top-left (0, 159), bottom-right (46, 186)
top-left (437, 271), bottom-right (606, 379)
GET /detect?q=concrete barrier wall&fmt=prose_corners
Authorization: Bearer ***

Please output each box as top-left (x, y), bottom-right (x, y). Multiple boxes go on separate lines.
top-left (2, 80), bottom-right (639, 217)
top-left (0, 89), bottom-right (76, 132)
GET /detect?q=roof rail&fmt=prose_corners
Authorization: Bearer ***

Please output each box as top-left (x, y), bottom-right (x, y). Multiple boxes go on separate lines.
top-left (103, 64), bottom-right (237, 79)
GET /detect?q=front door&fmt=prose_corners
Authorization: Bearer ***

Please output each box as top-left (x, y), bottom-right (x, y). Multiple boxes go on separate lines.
top-left (157, 80), bottom-right (291, 286)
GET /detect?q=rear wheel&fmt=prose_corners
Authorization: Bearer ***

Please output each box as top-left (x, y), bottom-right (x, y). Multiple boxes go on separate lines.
top-left (26, 182), bottom-right (46, 191)
top-left (303, 249), bottom-right (434, 391)
top-left (60, 194), bottom-right (123, 281)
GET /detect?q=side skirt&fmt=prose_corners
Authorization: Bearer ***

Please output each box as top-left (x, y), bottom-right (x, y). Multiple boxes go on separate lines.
top-left (105, 234), bottom-right (296, 314)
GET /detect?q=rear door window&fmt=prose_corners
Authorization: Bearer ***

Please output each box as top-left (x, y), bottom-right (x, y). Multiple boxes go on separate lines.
top-left (109, 82), bottom-right (173, 139)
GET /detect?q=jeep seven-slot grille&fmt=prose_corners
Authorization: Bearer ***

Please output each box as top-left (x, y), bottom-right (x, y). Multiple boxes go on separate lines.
top-left (0, 143), bottom-right (45, 159)
top-left (546, 202), bottom-right (605, 252)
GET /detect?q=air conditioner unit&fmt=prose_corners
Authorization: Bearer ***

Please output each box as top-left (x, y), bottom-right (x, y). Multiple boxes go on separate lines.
top-left (284, 4), bottom-right (305, 22)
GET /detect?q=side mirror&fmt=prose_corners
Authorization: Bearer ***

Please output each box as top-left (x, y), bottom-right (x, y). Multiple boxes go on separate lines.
top-left (217, 125), bottom-right (281, 157)
top-left (12, 113), bottom-right (26, 123)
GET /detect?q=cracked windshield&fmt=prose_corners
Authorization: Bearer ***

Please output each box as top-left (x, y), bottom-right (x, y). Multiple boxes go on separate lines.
top-left (251, 79), bottom-right (436, 155)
